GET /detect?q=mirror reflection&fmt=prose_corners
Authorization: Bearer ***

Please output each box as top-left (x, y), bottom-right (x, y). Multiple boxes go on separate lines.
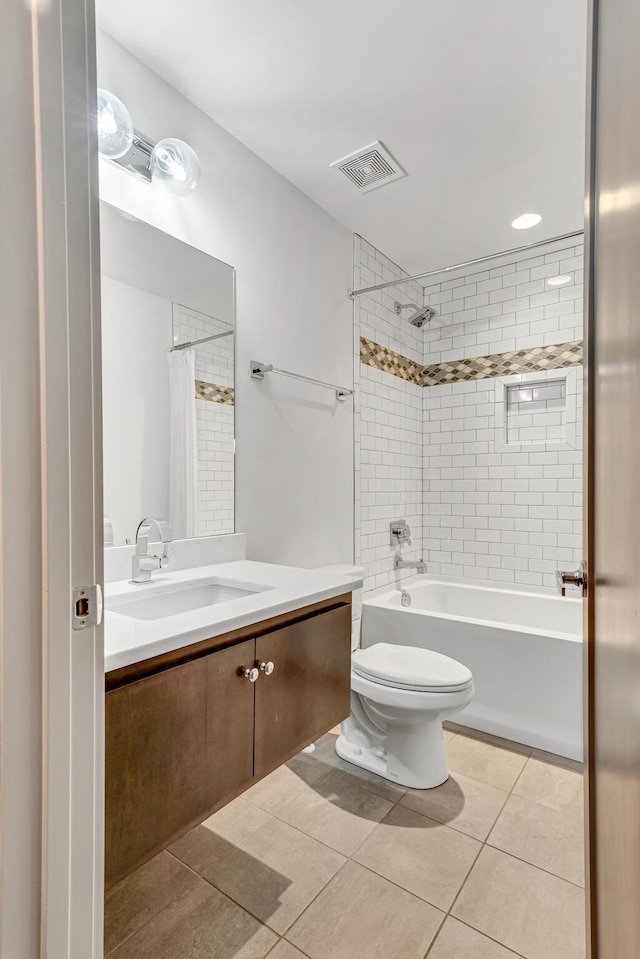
top-left (99, 202), bottom-right (235, 545)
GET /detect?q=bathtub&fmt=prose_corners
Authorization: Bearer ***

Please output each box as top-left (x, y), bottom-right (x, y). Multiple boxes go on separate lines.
top-left (362, 577), bottom-right (583, 761)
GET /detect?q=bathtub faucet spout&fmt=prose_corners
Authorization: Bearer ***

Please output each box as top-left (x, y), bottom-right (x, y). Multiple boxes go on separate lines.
top-left (394, 555), bottom-right (427, 574)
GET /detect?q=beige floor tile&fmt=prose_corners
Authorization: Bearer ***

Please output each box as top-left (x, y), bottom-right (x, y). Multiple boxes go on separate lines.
top-left (311, 733), bottom-right (407, 802)
top-left (173, 814), bottom-right (344, 935)
top-left (446, 734), bottom-right (528, 792)
top-left (452, 846), bottom-right (585, 959)
top-left (169, 798), bottom-right (271, 877)
top-left (514, 757), bottom-right (584, 820)
top-left (427, 917), bottom-right (522, 959)
top-left (401, 772), bottom-right (508, 841)
top-left (202, 796), bottom-right (272, 845)
top-left (104, 851), bottom-right (199, 955)
top-left (287, 861), bottom-right (443, 959)
top-left (354, 804), bottom-right (480, 911)
top-left (244, 764), bottom-right (325, 817)
top-left (488, 794), bottom-right (585, 886)
top-left (109, 879), bottom-right (277, 959)
top-left (267, 941), bottom-right (308, 959)
top-left (259, 767), bottom-right (394, 856)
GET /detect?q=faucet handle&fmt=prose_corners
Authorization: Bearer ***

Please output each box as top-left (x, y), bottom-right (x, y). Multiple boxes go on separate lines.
top-left (390, 519), bottom-right (412, 547)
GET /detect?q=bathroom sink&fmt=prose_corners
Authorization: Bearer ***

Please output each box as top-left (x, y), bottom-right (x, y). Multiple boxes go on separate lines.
top-left (107, 577), bottom-right (269, 621)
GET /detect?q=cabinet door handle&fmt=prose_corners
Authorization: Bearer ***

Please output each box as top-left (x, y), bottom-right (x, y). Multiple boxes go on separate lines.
top-left (242, 667), bottom-right (260, 683)
top-left (259, 661), bottom-right (275, 676)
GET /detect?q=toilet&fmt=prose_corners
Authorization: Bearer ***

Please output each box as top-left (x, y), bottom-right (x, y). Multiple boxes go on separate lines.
top-left (336, 643), bottom-right (474, 789)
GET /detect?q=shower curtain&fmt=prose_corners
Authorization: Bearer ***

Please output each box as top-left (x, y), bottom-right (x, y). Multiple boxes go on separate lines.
top-left (168, 348), bottom-right (199, 539)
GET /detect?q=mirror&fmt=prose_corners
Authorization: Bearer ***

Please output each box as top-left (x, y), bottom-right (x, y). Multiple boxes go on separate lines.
top-left (99, 202), bottom-right (235, 545)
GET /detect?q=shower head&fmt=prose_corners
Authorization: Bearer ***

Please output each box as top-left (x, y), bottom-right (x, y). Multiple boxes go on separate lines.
top-left (393, 301), bottom-right (438, 329)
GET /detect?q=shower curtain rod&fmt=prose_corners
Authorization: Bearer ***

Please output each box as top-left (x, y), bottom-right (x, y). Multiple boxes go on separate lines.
top-left (168, 329), bottom-right (233, 352)
top-left (349, 229), bottom-right (584, 298)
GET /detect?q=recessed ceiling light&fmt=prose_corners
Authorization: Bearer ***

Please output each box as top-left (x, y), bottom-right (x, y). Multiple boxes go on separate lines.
top-left (547, 274), bottom-right (572, 287)
top-left (512, 213), bottom-right (542, 230)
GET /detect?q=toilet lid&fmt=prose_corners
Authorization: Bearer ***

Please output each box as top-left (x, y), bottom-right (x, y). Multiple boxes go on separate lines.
top-left (352, 643), bottom-right (473, 692)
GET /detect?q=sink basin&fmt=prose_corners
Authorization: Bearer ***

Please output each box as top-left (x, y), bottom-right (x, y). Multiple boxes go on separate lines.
top-left (107, 577), bottom-right (269, 621)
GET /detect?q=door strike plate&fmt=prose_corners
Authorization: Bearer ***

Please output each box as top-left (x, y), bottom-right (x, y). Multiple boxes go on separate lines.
top-left (72, 584), bottom-right (103, 630)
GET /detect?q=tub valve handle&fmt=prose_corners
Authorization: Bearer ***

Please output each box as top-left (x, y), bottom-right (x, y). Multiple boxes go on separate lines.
top-left (556, 562), bottom-right (587, 597)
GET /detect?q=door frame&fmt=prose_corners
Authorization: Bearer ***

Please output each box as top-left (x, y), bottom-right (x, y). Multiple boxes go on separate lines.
top-left (1, 0), bottom-right (104, 955)
top-left (583, 1), bottom-right (598, 955)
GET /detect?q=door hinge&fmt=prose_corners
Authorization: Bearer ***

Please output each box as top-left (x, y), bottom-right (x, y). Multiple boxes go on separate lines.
top-left (72, 584), bottom-right (103, 630)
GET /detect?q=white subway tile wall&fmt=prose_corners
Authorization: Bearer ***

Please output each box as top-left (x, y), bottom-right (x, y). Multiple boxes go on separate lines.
top-left (173, 304), bottom-right (235, 535)
top-left (354, 235), bottom-right (584, 593)
top-left (422, 242), bottom-right (583, 589)
top-left (353, 236), bottom-right (425, 593)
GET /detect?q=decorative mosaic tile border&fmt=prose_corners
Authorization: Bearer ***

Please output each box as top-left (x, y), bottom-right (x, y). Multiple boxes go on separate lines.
top-left (195, 380), bottom-right (235, 405)
top-left (422, 340), bottom-right (583, 387)
top-left (360, 337), bottom-right (423, 385)
top-left (360, 337), bottom-right (583, 387)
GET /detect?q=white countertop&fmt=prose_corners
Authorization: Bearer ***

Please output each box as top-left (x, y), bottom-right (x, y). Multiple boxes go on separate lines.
top-left (104, 560), bottom-right (362, 673)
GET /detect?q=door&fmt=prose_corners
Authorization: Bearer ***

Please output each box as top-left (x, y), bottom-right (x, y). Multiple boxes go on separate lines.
top-left (585, 0), bottom-right (640, 954)
top-left (1, 0), bottom-right (103, 956)
top-left (105, 639), bottom-right (256, 886)
top-left (254, 606), bottom-right (352, 778)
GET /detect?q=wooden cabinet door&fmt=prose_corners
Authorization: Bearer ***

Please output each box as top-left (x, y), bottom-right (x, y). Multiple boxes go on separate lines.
top-left (105, 638), bottom-right (255, 887)
top-left (254, 605), bottom-right (351, 778)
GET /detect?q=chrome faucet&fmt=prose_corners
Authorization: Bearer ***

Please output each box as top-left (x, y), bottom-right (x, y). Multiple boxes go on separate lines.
top-left (131, 517), bottom-right (173, 584)
top-left (394, 555), bottom-right (427, 574)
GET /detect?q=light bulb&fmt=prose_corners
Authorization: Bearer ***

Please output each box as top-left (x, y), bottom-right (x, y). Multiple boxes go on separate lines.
top-left (150, 138), bottom-right (201, 196)
top-left (97, 89), bottom-right (134, 159)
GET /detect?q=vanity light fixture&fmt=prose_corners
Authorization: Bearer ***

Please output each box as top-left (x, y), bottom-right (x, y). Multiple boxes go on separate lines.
top-left (547, 274), bottom-right (572, 287)
top-left (511, 212), bottom-right (542, 230)
top-left (97, 89), bottom-right (134, 159)
top-left (150, 138), bottom-right (201, 196)
top-left (97, 89), bottom-right (201, 195)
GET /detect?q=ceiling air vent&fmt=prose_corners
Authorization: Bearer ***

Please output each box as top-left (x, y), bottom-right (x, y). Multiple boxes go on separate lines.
top-left (330, 141), bottom-right (407, 194)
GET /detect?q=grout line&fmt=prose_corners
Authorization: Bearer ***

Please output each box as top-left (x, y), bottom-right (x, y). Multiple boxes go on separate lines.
top-left (424, 915), bottom-right (531, 959)
top-left (267, 936), bottom-right (315, 959)
top-left (104, 860), bottom-right (201, 957)
top-left (421, 910), bottom-right (448, 959)
top-left (280, 859), bottom-right (351, 945)
top-left (484, 839), bottom-right (586, 890)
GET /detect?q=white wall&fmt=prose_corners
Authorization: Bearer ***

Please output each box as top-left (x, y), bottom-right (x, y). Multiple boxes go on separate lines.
top-left (101, 276), bottom-right (172, 544)
top-left (97, 31), bottom-right (354, 567)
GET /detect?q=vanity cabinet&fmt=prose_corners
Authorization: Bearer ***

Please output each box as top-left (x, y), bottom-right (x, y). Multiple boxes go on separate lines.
top-left (105, 596), bottom-right (351, 888)
top-left (254, 607), bottom-right (351, 777)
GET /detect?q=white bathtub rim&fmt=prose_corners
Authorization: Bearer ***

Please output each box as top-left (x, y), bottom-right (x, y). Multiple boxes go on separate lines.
top-left (363, 575), bottom-right (582, 645)
top-left (366, 568), bottom-right (563, 598)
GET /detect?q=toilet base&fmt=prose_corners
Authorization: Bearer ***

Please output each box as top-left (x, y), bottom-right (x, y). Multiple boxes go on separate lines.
top-left (335, 719), bottom-right (449, 790)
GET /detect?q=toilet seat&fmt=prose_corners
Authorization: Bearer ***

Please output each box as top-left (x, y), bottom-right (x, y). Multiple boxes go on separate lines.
top-left (352, 643), bottom-right (473, 693)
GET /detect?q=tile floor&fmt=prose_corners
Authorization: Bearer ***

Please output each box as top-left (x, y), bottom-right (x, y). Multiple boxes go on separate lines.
top-left (105, 725), bottom-right (586, 959)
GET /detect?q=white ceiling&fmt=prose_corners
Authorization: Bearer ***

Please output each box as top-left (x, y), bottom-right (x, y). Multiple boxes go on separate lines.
top-left (97, 0), bottom-right (588, 276)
